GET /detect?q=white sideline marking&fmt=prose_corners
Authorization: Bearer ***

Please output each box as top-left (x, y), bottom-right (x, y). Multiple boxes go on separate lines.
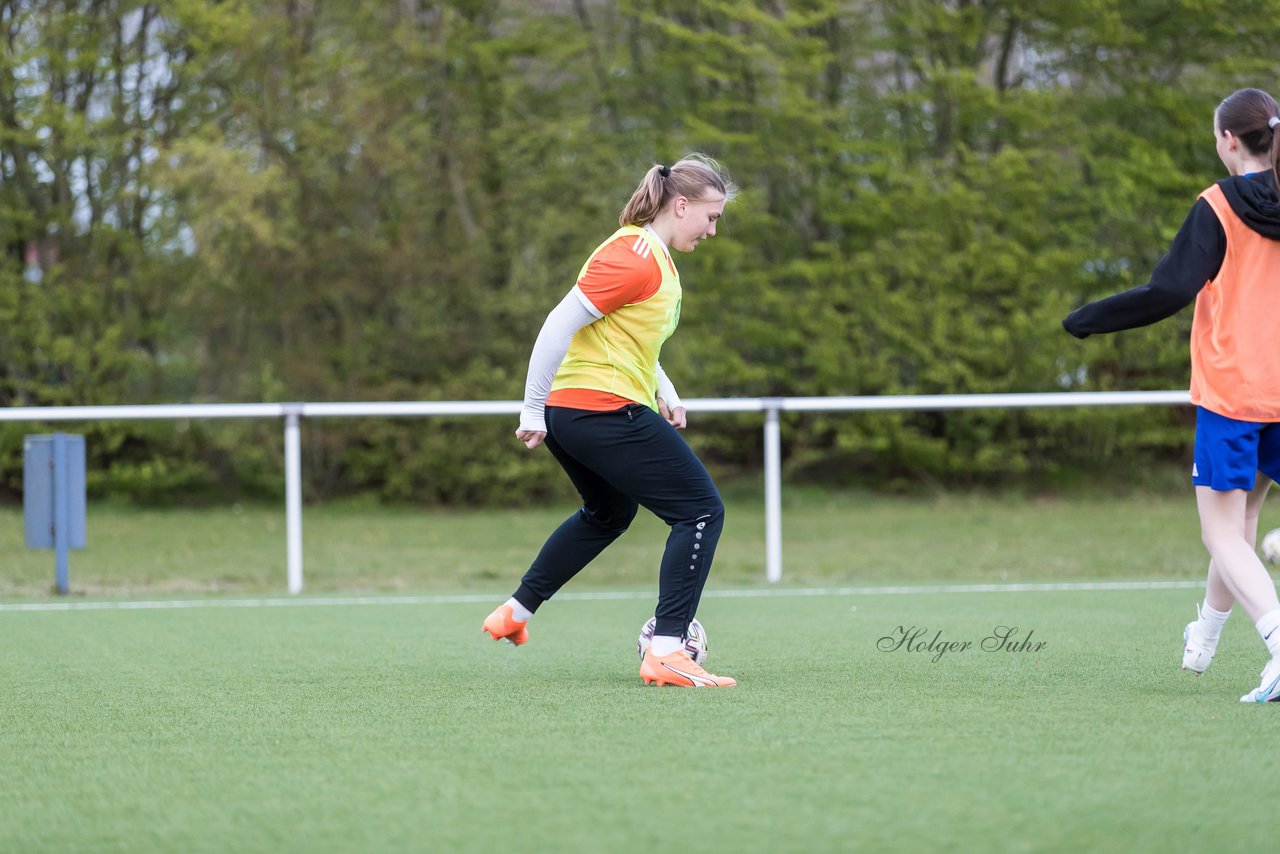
top-left (0, 580), bottom-right (1204, 613)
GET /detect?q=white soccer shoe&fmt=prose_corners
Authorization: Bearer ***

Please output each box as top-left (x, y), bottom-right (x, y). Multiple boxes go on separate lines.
top-left (1240, 657), bottom-right (1280, 703)
top-left (1181, 606), bottom-right (1219, 675)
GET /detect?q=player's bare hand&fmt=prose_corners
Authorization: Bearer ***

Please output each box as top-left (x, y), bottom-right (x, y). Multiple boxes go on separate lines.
top-left (516, 429), bottom-right (546, 449)
top-left (658, 399), bottom-right (687, 429)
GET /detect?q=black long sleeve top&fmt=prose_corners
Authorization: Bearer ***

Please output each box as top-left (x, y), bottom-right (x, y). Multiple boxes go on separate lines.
top-left (1062, 170), bottom-right (1280, 338)
top-left (1062, 201), bottom-right (1225, 338)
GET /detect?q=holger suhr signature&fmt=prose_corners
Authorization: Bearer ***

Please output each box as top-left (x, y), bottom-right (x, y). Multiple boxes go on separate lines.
top-left (877, 626), bottom-right (1047, 663)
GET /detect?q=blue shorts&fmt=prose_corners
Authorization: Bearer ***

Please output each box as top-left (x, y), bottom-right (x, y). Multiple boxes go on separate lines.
top-left (1193, 407), bottom-right (1280, 491)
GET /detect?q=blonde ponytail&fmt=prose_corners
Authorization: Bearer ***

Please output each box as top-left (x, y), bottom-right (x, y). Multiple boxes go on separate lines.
top-left (619, 154), bottom-right (738, 227)
top-left (619, 165), bottom-right (669, 227)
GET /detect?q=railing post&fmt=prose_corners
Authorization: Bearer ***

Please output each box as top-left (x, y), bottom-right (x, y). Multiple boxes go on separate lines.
top-left (52, 432), bottom-right (70, 594)
top-left (284, 406), bottom-right (304, 594)
top-left (763, 399), bottom-right (783, 583)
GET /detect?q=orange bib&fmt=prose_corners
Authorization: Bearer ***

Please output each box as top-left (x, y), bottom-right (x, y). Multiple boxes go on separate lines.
top-left (1189, 184), bottom-right (1280, 421)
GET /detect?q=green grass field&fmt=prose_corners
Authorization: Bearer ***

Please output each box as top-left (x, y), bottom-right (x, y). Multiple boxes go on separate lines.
top-left (0, 485), bottom-right (1250, 596)
top-left (4, 488), bottom-right (1280, 852)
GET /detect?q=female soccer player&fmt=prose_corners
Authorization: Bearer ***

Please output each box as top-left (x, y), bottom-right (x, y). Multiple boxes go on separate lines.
top-left (1063, 88), bottom-right (1280, 702)
top-left (482, 155), bottom-right (738, 688)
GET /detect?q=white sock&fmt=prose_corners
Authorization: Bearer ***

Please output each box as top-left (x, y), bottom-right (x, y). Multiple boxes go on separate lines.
top-left (1198, 602), bottom-right (1231, 639)
top-left (1257, 609), bottom-right (1280, 658)
top-left (505, 598), bottom-right (533, 623)
top-left (650, 635), bottom-right (683, 657)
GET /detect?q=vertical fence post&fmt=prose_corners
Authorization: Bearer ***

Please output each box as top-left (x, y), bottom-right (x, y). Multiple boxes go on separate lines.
top-left (284, 406), bottom-right (304, 594)
top-left (763, 400), bottom-right (783, 583)
top-left (52, 432), bottom-right (70, 594)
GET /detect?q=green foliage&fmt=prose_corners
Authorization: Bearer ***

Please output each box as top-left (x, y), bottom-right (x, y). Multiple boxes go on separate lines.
top-left (3, 0), bottom-right (1278, 504)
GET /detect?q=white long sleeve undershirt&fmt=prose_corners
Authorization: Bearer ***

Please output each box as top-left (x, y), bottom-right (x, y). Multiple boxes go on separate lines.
top-left (519, 285), bottom-right (682, 433)
top-left (655, 362), bottom-right (682, 411)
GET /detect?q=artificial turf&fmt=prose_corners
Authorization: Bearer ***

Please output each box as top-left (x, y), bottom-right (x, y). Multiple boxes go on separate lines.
top-left (2, 586), bottom-right (1277, 852)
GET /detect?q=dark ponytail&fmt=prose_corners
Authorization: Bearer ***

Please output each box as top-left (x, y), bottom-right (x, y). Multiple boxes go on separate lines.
top-left (1216, 88), bottom-right (1280, 192)
top-left (1272, 115), bottom-right (1280, 195)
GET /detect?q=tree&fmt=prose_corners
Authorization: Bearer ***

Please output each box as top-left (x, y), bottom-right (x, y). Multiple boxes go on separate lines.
top-left (4, 0), bottom-right (1279, 503)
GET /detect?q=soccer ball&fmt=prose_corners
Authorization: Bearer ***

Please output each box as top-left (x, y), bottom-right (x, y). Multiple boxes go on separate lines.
top-left (1262, 529), bottom-right (1280, 565)
top-left (637, 617), bottom-right (708, 665)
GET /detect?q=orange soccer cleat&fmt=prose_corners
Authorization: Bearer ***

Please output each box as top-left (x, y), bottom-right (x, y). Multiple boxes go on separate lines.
top-left (639, 650), bottom-right (736, 687)
top-left (481, 604), bottom-right (529, 646)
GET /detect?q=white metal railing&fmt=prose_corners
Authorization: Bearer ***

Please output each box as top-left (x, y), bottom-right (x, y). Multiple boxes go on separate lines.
top-left (1, 390), bottom-right (1192, 591)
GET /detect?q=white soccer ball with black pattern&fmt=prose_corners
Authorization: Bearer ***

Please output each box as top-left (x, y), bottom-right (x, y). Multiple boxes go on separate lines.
top-left (1262, 529), bottom-right (1280, 565)
top-left (637, 617), bottom-right (708, 664)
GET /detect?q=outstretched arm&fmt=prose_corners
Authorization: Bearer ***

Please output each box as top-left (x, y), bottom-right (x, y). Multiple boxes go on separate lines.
top-left (1063, 199), bottom-right (1225, 338)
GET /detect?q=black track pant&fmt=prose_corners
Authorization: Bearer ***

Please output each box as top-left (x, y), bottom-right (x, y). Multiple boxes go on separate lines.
top-left (513, 404), bottom-right (725, 638)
